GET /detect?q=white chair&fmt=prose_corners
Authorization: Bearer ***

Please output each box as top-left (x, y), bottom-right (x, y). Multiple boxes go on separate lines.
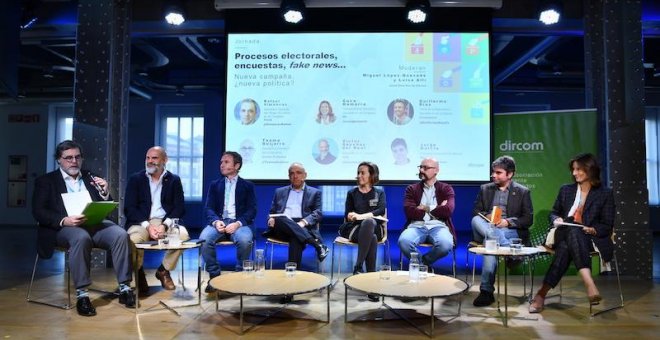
top-left (264, 223), bottom-right (323, 272)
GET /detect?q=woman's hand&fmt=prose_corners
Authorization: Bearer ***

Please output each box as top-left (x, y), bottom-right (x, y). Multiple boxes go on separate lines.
top-left (582, 226), bottom-right (597, 236)
top-left (347, 212), bottom-right (357, 221)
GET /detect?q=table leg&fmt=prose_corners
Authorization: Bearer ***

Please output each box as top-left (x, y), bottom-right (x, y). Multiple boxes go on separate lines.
top-left (430, 297), bottom-right (435, 337)
top-left (197, 247), bottom-right (202, 305)
top-left (180, 249), bottom-right (186, 291)
top-left (344, 284), bottom-right (348, 323)
top-left (327, 284), bottom-right (330, 323)
top-left (504, 265), bottom-right (508, 327)
top-left (239, 295), bottom-right (244, 335)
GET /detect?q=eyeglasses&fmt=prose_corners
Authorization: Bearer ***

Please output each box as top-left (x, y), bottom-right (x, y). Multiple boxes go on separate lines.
top-left (62, 155), bottom-right (83, 162)
top-left (417, 165), bottom-right (436, 170)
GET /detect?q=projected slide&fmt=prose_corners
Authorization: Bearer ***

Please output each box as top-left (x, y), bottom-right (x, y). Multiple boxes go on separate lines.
top-left (225, 32), bottom-right (490, 182)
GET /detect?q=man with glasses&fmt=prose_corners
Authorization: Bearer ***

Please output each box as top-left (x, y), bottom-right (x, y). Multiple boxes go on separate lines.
top-left (32, 140), bottom-right (135, 317)
top-left (398, 158), bottom-right (456, 269)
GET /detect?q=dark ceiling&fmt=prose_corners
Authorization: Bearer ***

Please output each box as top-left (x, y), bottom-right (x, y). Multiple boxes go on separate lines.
top-left (4, 0), bottom-right (660, 100)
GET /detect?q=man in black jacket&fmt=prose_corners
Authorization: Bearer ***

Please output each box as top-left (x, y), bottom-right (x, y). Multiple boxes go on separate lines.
top-left (32, 140), bottom-right (134, 316)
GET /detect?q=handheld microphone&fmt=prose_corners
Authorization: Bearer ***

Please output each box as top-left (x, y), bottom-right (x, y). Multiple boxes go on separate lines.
top-left (88, 172), bottom-right (107, 196)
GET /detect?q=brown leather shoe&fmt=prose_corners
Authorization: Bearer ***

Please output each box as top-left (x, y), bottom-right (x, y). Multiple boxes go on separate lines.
top-left (137, 268), bottom-right (149, 294)
top-left (155, 268), bottom-right (176, 290)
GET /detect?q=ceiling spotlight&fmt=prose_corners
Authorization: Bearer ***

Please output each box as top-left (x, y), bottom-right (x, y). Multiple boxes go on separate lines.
top-left (406, 0), bottom-right (431, 24)
top-left (280, 0), bottom-right (305, 24)
top-left (538, 0), bottom-right (562, 25)
top-left (164, 1), bottom-right (186, 26)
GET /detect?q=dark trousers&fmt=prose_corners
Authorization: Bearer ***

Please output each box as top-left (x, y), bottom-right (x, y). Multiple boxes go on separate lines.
top-left (271, 216), bottom-right (316, 267)
top-left (543, 226), bottom-right (593, 288)
top-left (355, 218), bottom-right (378, 272)
top-left (55, 220), bottom-right (132, 288)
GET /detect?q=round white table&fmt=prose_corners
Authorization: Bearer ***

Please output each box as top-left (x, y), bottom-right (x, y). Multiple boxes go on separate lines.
top-left (134, 241), bottom-right (203, 316)
top-left (468, 246), bottom-right (541, 327)
top-left (210, 270), bottom-right (331, 334)
top-left (343, 271), bottom-right (468, 337)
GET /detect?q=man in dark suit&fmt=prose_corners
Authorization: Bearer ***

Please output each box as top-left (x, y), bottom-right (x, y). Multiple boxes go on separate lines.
top-left (32, 140), bottom-right (135, 317)
top-left (471, 155), bottom-right (533, 307)
top-left (264, 162), bottom-right (329, 267)
top-left (398, 158), bottom-right (456, 268)
top-left (124, 146), bottom-right (189, 293)
top-left (200, 151), bottom-right (256, 292)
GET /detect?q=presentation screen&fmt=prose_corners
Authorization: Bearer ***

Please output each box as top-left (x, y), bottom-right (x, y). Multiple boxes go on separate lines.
top-left (225, 32), bottom-right (491, 182)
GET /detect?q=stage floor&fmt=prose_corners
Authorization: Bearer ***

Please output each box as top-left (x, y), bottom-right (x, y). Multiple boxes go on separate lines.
top-left (1, 225), bottom-right (659, 339)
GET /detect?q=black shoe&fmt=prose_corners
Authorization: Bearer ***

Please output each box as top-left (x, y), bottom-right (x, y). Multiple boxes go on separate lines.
top-left (317, 244), bottom-right (330, 262)
top-left (76, 296), bottom-right (96, 316)
top-left (205, 284), bottom-right (217, 294)
top-left (279, 295), bottom-right (293, 304)
top-left (137, 268), bottom-right (149, 294)
top-left (118, 289), bottom-right (136, 308)
top-left (367, 294), bottom-right (380, 302)
top-left (352, 265), bottom-right (363, 275)
top-left (473, 290), bottom-right (495, 307)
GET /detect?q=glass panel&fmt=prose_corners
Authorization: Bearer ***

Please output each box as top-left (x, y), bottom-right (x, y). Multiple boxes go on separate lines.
top-left (192, 117), bottom-right (204, 156)
top-left (166, 117), bottom-right (179, 156)
top-left (179, 117), bottom-right (192, 156)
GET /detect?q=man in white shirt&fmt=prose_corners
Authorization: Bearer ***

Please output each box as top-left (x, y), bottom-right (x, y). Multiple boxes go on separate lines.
top-left (32, 140), bottom-right (134, 316)
top-left (124, 146), bottom-right (189, 293)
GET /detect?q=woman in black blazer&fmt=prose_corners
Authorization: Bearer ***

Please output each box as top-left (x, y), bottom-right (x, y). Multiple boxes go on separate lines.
top-left (529, 153), bottom-right (615, 313)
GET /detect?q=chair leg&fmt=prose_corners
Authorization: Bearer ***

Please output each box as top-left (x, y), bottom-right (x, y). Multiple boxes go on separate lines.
top-left (591, 251), bottom-right (625, 317)
top-left (268, 241), bottom-right (274, 270)
top-left (26, 251), bottom-right (73, 310)
top-left (330, 242), bottom-right (336, 284)
top-left (452, 249), bottom-right (457, 278)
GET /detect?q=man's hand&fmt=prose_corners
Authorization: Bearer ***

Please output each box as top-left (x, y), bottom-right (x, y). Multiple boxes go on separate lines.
top-left (267, 217), bottom-right (275, 228)
top-left (224, 222), bottom-right (240, 234)
top-left (495, 219), bottom-right (510, 228)
top-left (553, 217), bottom-right (564, 225)
top-left (417, 204), bottom-right (429, 212)
top-left (214, 220), bottom-right (226, 233)
top-left (147, 224), bottom-right (166, 240)
top-left (583, 226), bottom-right (597, 236)
top-left (440, 200), bottom-right (448, 206)
top-left (63, 215), bottom-right (87, 227)
top-left (297, 220), bottom-right (306, 228)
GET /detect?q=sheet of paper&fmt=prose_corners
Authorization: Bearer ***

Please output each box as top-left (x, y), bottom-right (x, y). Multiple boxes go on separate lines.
top-left (554, 221), bottom-right (584, 228)
top-left (61, 191), bottom-right (92, 216)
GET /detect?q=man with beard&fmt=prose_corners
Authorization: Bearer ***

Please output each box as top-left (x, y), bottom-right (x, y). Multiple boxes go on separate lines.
top-left (32, 140), bottom-right (135, 316)
top-left (398, 157), bottom-right (456, 269)
top-left (125, 146), bottom-right (189, 293)
top-left (471, 155), bottom-right (533, 307)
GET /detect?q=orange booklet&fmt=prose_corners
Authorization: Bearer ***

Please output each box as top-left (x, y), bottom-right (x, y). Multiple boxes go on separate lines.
top-left (490, 206), bottom-right (502, 224)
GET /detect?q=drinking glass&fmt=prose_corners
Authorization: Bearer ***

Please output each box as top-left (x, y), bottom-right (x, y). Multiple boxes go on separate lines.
top-left (379, 264), bottom-right (391, 280)
top-left (419, 265), bottom-right (428, 280)
top-left (243, 260), bottom-right (254, 276)
top-left (285, 262), bottom-right (297, 278)
top-left (510, 238), bottom-right (523, 253)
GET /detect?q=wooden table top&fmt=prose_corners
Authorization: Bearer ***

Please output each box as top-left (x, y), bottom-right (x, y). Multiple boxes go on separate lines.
top-left (209, 270), bottom-right (330, 296)
top-left (344, 271), bottom-right (468, 298)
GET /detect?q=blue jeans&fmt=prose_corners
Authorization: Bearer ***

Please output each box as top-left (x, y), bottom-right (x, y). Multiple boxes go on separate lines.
top-left (200, 222), bottom-right (253, 277)
top-left (398, 224), bottom-right (454, 265)
top-left (471, 216), bottom-right (519, 293)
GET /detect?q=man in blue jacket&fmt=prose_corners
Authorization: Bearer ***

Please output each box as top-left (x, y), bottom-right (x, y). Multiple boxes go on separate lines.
top-left (201, 151), bottom-right (256, 292)
top-left (264, 162), bottom-right (329, 267)
top-left (125, 146), bottom-right (188, 293)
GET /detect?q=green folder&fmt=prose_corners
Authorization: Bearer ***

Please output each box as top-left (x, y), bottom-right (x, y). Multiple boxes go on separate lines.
top-left (81, 201), bottom-right (119, 226)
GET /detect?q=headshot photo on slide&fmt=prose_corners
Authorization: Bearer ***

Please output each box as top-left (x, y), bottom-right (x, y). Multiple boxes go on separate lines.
top-left (239, 139), bottom-right (255, 163)
top-left (234, 98), bottom-right (260, 125)
top-left (313, 138), bottom-right (337, 165)
top-left (316, 100), bottom-right (336, 125)
top-left (388, 98), bottom-right (414, 125)
top-left (391, 138), bottom-right (410, 165)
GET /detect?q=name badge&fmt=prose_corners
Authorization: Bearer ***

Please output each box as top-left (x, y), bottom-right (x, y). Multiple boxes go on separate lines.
top-left (369, 198), bottom-right (378, 207)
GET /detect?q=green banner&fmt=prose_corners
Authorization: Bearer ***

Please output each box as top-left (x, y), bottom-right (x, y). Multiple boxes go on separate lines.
top-left (494, 109), bottom-right (598, 273)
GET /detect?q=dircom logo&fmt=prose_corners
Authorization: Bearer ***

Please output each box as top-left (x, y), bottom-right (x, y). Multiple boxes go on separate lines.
top-left (499, 140), bottom-right (544, 152)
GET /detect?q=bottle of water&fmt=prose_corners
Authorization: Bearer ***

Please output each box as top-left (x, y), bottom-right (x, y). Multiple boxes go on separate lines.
top-left (255, 249), bottom-right (265, 278)
top-left (168, 218), bottom-right (181, 247)
top-left (409, 252), bottom-right (420, 283)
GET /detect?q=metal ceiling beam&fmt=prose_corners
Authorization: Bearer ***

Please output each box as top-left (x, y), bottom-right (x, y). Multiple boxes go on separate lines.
top-left (493, 36), bottom-right (561, 86)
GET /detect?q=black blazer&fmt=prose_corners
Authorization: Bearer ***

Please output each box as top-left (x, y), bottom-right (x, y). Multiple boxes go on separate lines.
top-left (32, 169), bottom-right (112, 258)
top-left (549, 184), bottom-right (615, 261)
top-left (472, 181), bottom-right (534, 244)
top-left (123, 170), bottom-right (185, 228)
